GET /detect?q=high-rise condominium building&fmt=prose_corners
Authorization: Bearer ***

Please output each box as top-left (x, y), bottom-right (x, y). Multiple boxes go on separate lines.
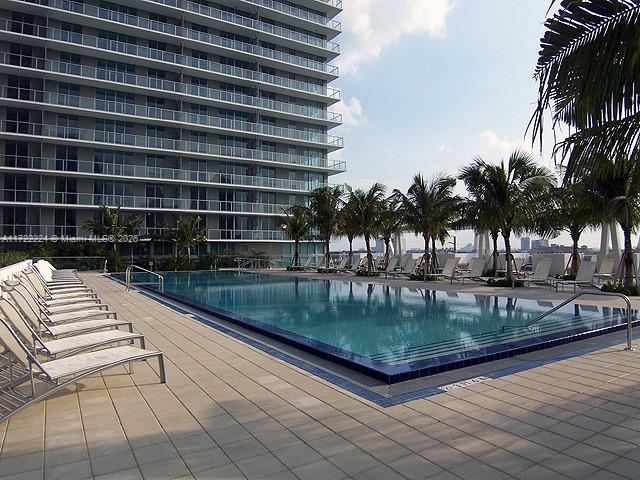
top-left (0, 0), bottom-right (344, 259)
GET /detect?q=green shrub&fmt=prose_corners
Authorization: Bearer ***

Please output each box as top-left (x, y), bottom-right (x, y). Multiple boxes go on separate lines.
top-left (0, 251), bottom-right (30, 268)
top-left (355, 270), bottom-right (379, 277)
top-left (409, 273), bottom-right (439, 281)
top-left (486, 278), bottom-right (524, 288)
top-left (600, 282), bottom-right (638, 296)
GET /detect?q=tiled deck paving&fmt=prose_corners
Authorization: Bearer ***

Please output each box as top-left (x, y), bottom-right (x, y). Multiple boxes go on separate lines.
top-left (1, 273), bottom-right (640, 480)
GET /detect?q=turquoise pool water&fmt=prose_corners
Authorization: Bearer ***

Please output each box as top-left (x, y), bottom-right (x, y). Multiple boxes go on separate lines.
top-left (123, 271), bottom-right (630, 381)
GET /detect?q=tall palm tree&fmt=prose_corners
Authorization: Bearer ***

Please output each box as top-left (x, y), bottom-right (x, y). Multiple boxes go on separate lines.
top-left (584, 155), bottom-right (640, 288)
top-left (461, 151), bottom-right (556, 282)
top-left (337, 197), bottom-right (361, 268)
top-left (395, 174), bottom-right (458, 275)
top-left (455, 197), bottom-right (501, 276)
top-left (377, 196), bottom-right (405, 268)
top-left (531, 0), bottom-right (640, 177)
top-left (82, 204), bottom-right (141, 254)
top-left (279, 206), bottom-right (312, 268)
top-left (308, 185), bottom-right (343, 268)
top-left (538, 181), bottom-right (596, 275)
top-left (347, 183), bottom-right (386, 273)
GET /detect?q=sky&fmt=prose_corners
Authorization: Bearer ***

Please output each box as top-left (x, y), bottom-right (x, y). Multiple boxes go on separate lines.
top-left (327, 0), bottom-right (631, 252)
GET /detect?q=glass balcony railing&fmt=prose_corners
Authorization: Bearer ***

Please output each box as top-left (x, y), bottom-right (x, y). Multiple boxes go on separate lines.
top-left (1, 20), bottom-right (340, 99)
top-left (0, 156), bottom-right (327, 192)
top-left (0, 54), bottom-right (341, 122)
top-left (207, 229), bottom-right (288, 241)
top-left (2, 87), bottom-right (343, 147)
top-left (0, 121), bottom-right (347, 171)
top-left (0, 224), bottom-right (290, 241)
top-left (0, 189), bottom-right (291, 214)
top-left (242, 0), bottom-right (341, 30)
top-left (145, 0), bottom-right (340, 51)
top-left (44, 0), bottom-right (339, 75)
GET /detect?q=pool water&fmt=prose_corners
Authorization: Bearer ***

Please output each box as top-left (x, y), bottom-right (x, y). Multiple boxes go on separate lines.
top-left (122, 271), bottom-right (632, 382)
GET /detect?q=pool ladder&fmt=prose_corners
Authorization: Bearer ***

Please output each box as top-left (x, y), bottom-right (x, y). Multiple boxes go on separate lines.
top-left (502, 291), bottom-right (635, 350)
top-left (125, 265), bottom-right (164, 292)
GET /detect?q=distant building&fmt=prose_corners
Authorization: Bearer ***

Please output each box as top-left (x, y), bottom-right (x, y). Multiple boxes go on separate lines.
top-left (520, 237), bottom-right (531, 251)
top-left (531, 239), bottom-right (549, 249)
top-left (373, 238), bottom-right (386, 254)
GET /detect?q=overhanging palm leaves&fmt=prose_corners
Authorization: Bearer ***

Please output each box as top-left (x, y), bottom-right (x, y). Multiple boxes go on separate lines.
top-left (531, 0), bottom-right (640, 176)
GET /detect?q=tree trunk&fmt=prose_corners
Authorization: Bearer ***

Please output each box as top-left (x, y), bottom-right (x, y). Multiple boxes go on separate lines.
top-left (423, 235), bottom-right (429, 280)
top-left (491, 230), bottom-right (499, 276)
top-left (384, 236), bottom-right (391, 268)
top-left (324, 237), bottom-right (330, 268)
top-left (502, 229), bottom-right (513, 283)
top-left (294, 239), bottom-right (300, 267)
top-left (622, 227), bottom-right (634, 290)
top-left (364, 234), bottom-right (373, 273)
top-left (348, 236), bottom-right (354, 268)
top-left (187, 246), bottom-right (191, 271)
top-left (570, 230), bottom-right (580, 275)
top-left (431, 237), bottom-right (438, 273)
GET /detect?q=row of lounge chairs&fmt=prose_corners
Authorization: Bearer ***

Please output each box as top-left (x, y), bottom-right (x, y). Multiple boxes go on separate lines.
top-left (0, 260), bottom-right (165, 423)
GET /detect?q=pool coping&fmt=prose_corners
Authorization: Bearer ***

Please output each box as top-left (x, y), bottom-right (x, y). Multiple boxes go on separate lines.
top-left (109, 273), bottom-right (638, 404)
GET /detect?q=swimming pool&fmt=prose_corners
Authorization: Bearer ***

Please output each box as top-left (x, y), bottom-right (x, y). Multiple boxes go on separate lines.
top-left (120, 271), bottom-right (634, 382)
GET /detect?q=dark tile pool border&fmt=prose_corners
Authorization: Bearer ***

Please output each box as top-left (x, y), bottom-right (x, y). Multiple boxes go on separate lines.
top-left (109, 274), bottom-right (638, 399)
top-left (107, 274), bottom-right (635, 407)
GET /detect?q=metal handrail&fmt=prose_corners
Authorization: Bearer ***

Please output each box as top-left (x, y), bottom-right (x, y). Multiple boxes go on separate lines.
top-left (125, 265), bottom-right (164, 292)
top-left (502, 291), bottom-right (635, 350)
top-left (235, 257), bottom-right (272, 272)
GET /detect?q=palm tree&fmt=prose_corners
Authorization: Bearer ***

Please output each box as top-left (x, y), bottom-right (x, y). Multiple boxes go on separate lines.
top-left (308, 185), bottom-right (343, 268)
top-left (538, 181), bottom-right (596, 275)
top-left (346, 183), bottom-right (386, 273)
top-left (584, 155), bottom-right (640, 289)
top-left (530, 0), bottom-right (640, 177)
top-left (462, 151), bottom-right (556, 282)
top-left (279, 206), bottom-right (312, 268)
top-left (395, 174), bottom-right (458, 276)
top-left (164, 215), bottom-right (206, 269)
top-left (377, 196), bottom-right (405, 268)
top-left (337, 197), bottom-right (361, 268)
top-left (82, 205), bottom-right (141, 254)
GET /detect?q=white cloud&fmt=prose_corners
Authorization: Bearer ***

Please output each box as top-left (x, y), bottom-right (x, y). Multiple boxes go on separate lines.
top-left (478, 130), bottom-right (532, 157)
top-left (333, 97), bottom-right (365, 127)
top-left (337, 0), bottom-right (455, 74)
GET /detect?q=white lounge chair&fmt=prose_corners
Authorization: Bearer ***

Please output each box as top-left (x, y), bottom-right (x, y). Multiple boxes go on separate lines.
top-left (432, 258), bottom-right (460, 282)
top-left (553, 262), bottom-right (597, 292)
top-left (383, 256), bottom-right (400, 277)
top-left (0, 299), bottom-right (144, 358)
top-left (594, 259), bottom-right (617, 284)
top-left (453, 259), bottom-right (485, 283)
top-left (0, 314), bottom-right (165, 423)
top-left (525, 259), bottom-right (553, 287)
top-left (388, 258), bottom-right (417, 278)
top-left (17, 276), bottom-right (102, 314)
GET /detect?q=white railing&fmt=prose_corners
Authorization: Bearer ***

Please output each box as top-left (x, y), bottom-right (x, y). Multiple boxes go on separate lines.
top-left (0, 189), bottom-right (291, 215)
top-left (242, 0), bottom-right (341, 30)
top-left (1, 20), bottom-right (340, 99)
top-left (0, 156), bottom-right (326, 192)
top-left (1, 87), bottom-right (342, 147)
top-left (0, 53), bottom-right (341, 122)
top-left (43, 0), bottom-right (339, 75)
top-left (0, 121), bottom-right (346, 171)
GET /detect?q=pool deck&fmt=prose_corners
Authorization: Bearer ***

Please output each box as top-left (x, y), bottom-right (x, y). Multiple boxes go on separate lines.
top-left (2, 273), bottom-right (640, 480)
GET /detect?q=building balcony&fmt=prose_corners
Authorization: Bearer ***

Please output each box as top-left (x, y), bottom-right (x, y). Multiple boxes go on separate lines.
top-left (207, 229), bottom-right (288, 241)
top-left (30, 0), bottom-right (339, 77)
top-left (240, 0), bottom-right (342, 32)
top-left (138, 0), bottom-right (341, 55)
top-left (0, 156), bottom-right (327, 193)
top-left (0, 122), bottom-right (347, 173)
top-left (0, 20), bottom-right (341, 101)
top-left (0, 224), bottom-right (291, 242)
top-left (0, 87), bottom-right (343, 149)
top-left (0, 54), bottom-right (342, 124)
top-left (0, 189), bottom-right (291, 215)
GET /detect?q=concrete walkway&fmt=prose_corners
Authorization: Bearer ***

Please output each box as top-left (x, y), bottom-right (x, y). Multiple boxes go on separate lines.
top-left (1, 273), bottom-right (640, 480)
